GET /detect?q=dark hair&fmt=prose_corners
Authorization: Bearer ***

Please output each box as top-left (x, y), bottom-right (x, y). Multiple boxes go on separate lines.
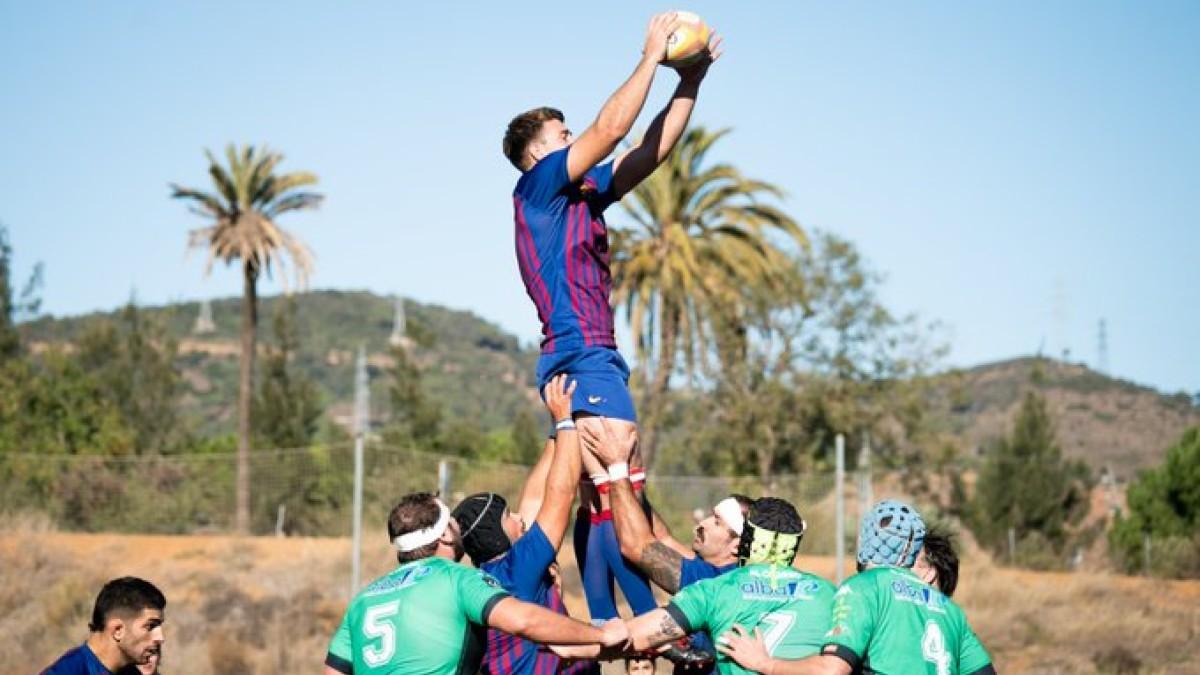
top-left (922, 528), bottom-right (959, 597)
top-left (624, 654), bottom-right (656, 671)
top-left (746, 497), bottom-right (804, 536)
top-left (89, 577), bottom-right (166, 632)
top-left (389, 492), bottom-right (443, 563)
top-left (503, 107), bottom-right (564, 170)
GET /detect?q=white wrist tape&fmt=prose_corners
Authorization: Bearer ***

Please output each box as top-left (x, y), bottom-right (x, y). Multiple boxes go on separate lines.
top-left (555, 418), bottom-right (576, 431)
top-left (608, 462), bottom-right (630, 481)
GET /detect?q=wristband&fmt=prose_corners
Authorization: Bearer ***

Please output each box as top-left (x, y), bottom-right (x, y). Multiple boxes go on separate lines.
top-left (555, 418), bottom-right (576, 431)
top-left (608, 462), bottom-right (629, 481)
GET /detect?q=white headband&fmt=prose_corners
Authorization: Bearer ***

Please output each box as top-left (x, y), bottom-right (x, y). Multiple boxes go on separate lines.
top-left (714, 497), bottom-right (745, 536)
top-left (393, 500), bottom-right (452, 552)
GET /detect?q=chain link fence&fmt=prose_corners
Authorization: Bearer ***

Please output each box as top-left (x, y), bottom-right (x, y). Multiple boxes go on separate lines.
top-left (0, 444), bottom-right (860, 558)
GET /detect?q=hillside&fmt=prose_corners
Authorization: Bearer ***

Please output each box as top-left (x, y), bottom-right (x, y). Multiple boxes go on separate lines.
top-left (20, 294), bottom-right (1198, 476)
top-left (21, 290), bottom-right (544, 436)
top-left (927, 357), bottom-right (1200, 479)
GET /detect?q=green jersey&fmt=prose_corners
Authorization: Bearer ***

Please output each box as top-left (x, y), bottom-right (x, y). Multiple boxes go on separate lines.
top-left (823, 567), bottom-right (993, 675)
top-left (667, 564), bottom-right (837, 675)
top-left (325, 556), bottom-right (510, 675)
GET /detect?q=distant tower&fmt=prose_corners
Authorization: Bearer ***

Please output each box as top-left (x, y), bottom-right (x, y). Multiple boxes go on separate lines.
top-left (389, 296), bottom-right (410, 348)
top-left (1097, 318), bottom-right (1109, 374)
top-left (1052, 276), bottom-right (1069, 361)
top-left (192, 298), bottom-right (216, 335)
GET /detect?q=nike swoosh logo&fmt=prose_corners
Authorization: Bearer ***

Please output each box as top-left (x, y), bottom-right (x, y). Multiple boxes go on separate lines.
top-left (587, 395), bottom-right (603, 404)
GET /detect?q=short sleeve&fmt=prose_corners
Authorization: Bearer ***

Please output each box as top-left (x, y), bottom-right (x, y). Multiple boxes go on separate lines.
top-left (584, 161), bottom-right (618, 212)
top-left (455, 566), bottom-right (512, 625)
top-left (516, 147), bottom-right (571, 207)
top-left (821, 577), bottom-right (876, 670)
top-left (666, 577), bottom-right (714, 635)
top-left (324, 605), bottom-right (355, 674)
top-left (498, 523), bottom-right (557, 600)
top-left (679, 556), bottom-right (720, 587)
top-left (958, 621), bottom-right (993, 675)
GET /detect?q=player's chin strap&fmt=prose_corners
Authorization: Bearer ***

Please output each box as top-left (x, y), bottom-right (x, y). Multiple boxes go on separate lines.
top-left (737, 518), bottom-right (805, 571)
top-left (393, 500), bottom-right (452, 552)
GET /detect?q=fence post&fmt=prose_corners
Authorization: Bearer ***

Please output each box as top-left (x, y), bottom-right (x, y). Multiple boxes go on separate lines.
top-left (1143, 533), bottom-right (1151, 576)
top-left (351, 346), bottom-right (370, 596)
top-left (438, 460), bottom-right (451, 499)
top-left (835, 433), bottom-right (845, 584)
top-left (1008, 527), bottom-right (1016, 565)
top-left (857, 431), bottom-right (872, 549)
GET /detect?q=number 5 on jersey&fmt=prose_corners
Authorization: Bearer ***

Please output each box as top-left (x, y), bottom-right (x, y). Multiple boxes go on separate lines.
top-left (363, 601), bottom-right (401, 666)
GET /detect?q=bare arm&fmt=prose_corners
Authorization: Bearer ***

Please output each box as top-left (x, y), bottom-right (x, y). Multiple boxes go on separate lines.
top-left (611, 34), bottom-right (723, 196)
top-left (488, 597), bottom-right (627, 647)
top-left (566, 12), bottom-right (681, 182)
top-left (628, 608), bottom-right (688, 652)
top-left (516, 438), bottom-right (555, 525)
top-left (534, 375), bottom-right (581, 550)
top-left (582, 423), bottom-right (685, 593)
top-left (717, 626), bottom-right (850, 675)
top-left (649, 502), bottom-right (694, 557)
top-left (324, 667), bottom-right (344, 675)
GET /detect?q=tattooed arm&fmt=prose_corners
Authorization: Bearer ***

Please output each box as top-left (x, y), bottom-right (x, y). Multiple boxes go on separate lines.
top-left (581, 423), bottom-right (686, 593)
top-left (628, 608), bottom-right (688, 652)
top-left (639, 540), bottom-right (685, 594)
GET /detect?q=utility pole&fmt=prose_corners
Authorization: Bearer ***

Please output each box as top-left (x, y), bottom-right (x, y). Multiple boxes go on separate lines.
top-left (835, 434), bottom-right (845, 584)
top-left (351, 345), bottom-right (369, 595)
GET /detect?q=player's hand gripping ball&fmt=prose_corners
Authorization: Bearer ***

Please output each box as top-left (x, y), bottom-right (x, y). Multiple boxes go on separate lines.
top-left (664, 11), bottom-right (712, 68)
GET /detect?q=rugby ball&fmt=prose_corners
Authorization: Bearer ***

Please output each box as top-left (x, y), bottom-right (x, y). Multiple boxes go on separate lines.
top-left (664, 11), bottom-right (711, 68)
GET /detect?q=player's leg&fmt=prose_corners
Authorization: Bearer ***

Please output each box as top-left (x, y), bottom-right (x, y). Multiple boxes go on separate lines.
top-left (594, 516), bottom-right (659, 615)
top-left (581, 510), bottom-right (619, 624)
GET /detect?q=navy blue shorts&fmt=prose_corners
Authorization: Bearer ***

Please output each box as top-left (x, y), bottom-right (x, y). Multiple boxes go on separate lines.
top-left (536, 347), bottom-right (637, 422)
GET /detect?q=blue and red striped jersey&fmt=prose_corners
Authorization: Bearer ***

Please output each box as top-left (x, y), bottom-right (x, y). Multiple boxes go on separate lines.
top-left (513, 147), bottom-right (618, 354)
top-left (480, 523), bottom-right (599, 675)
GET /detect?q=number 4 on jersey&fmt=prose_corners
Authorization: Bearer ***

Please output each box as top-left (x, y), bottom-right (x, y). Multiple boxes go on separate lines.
top-left (921, 620), bottom-right (950, 675)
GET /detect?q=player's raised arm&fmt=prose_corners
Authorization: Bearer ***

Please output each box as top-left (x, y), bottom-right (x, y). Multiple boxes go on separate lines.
top-left (612, 32), bottom-right (723, 197)
top-left (515, 436), bottom-right (556, 526)
top-left (582, 421), bottom-right (686, 593)
top-left (566, 12), bottom-right (682, 182)
top-left (534, 374), bottom-right (581, 550)
top-left (649, 501), bottom-right (693, 557)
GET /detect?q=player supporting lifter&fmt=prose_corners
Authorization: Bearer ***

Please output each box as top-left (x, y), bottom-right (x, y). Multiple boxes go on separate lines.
top-left (718, 501), bottom-right (996, 675)
top-left (555, 498), bottom-right (835, 675)
top-left (582, 419), bottom-right (753, 671)
top-left (449, 375), bottom-right (599, 675)
top-left (503, 9), bottom-right (722, 628)
top-left (323, 492), bottom-right (626, 675)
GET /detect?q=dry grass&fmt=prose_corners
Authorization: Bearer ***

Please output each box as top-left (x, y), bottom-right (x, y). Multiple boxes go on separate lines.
top-left (2, 527), bottom-right (1197, 675)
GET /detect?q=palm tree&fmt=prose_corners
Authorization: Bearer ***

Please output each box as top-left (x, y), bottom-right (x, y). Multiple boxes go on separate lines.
top-left (171, 144), bottom-right (321, 533)
top-left (612, 127), bottom-right (805, 467)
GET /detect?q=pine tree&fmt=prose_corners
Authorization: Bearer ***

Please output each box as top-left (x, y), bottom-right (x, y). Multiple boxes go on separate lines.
top-left (384, 344), bottom-right (441, 449)
top-left (252, 296), bottom-right (322, 449)
top-left (970, 391), bottom-right (1092, 565)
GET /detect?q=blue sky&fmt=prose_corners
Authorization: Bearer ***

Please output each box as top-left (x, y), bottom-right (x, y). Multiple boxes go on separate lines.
top-left (2, 1), bottom-right (1197, 393)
